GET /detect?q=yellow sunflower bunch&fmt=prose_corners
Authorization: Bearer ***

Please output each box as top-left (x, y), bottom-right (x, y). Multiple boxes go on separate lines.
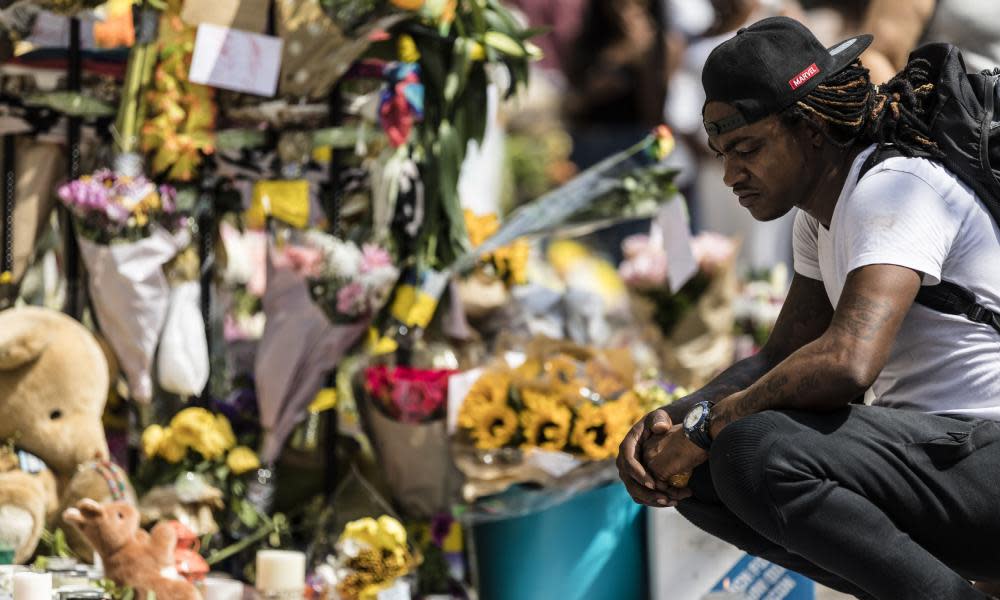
top-left (520, 389), bottom-right (572, 451)
top-left (141, 408), bottom-right (260, 474)
top-left (462, 209), bottom-right (530, 286)
top-left (570, 400), bottom-right (639, 461)
top-left (458, 370), bottom-right (519, 450)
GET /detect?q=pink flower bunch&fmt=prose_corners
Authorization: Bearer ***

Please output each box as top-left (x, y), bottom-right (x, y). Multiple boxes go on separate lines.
top-left (691, 232), bottom-right (737, 275)
top-left (619, 233), bottom-right (669, 288)
top-left (303, 231), bottom-right (400, 321)
top-left (57, 169), bottom-right (177, 242)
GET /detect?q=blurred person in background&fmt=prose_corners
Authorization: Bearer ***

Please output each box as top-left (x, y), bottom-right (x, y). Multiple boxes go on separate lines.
top-left (562, 0), bottom-right (672, 263)
top-left (563, 0), bottom-right (671, 169)
top-left (860, 0), bottom-right (1000, 84)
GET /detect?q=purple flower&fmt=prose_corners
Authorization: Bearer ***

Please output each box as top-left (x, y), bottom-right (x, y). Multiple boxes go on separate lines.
top-left (159, 185), bottom-right (177, 214)
top-left (430, 512), bottom-right (454, 547)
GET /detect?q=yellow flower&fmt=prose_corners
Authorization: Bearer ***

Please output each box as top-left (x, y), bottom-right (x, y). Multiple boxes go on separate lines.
top-left (226, 446), bottom-right (260, 475)
top-left (458, 370), bottom-right (511, 429)
top-left (170, 408), bottom-right (234, 461)
top-left (464, 209), bottom-right (499, 248)
top-left (216, 414), bottom-right (237, 449)
top-left (376, 516), bottom-right (408, 549)
top-left (521, 390), bottom-right (572, 451)
top-left (141, 424), bottom-right (165, 458)
top-left (341, 516), bottom-right (409, 554)
top-left (512, 359), bottom-right (541, 382)
top-left (397, 34), bottom-right (420, 63)
top-left (571, 403), bottom-right (634, 460)
top-left (466, 402), bottom-right (519, 450)
top-left (544, 354), bottom-right (580, 386)
top-left (158, 428), bottom-right (188, 464)
top-left (492, 238), bottom-right (530, 285)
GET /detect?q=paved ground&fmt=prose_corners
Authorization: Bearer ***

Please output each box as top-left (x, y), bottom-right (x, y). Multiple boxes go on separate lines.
top-left (816, 586), bottom-right (855, 599)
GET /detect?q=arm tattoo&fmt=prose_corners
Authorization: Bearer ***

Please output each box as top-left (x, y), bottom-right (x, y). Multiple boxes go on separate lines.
top-left (665, 353), bottom-right (771, 422)
top-left (832, 294), bottom-right (893, 341)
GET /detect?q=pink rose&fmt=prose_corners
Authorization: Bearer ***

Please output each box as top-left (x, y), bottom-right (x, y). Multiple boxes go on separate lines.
top-left (619, 235), bottom-right (668, 288)
top-left (691, 232), bottom-right (736, 274)
top-left (359, 244), bottom-right (393, 274)
top-left (336, 281), bottom-right (366, 316)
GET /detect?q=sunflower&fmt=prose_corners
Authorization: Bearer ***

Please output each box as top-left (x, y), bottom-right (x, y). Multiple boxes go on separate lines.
top-left (571, 402), bottom-right (634, 460)
top-left (584, 360), bottom-right (630, 399)
top-left (466, 401), bottom-right (520, 450)
top-left (512, 358), bottom-right (542, 382)
top-left (544, 353), bottom-right (583, 389)
top-left (458, 370), bottom-right (511, 429)
top-left (520, 390), bottom-right (572, 451)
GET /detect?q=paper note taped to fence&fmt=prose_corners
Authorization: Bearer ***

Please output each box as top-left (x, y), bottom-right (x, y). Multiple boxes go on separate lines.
top-left (189, 23), bottom-right (283, 97)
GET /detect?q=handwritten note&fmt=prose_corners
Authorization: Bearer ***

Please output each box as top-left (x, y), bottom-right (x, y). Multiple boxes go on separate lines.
top-left (189, 24), bottom-right (283, 97)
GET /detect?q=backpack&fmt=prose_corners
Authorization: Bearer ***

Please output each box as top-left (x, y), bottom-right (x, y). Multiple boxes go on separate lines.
top-left (860, 43), bottom-right (1000, 335)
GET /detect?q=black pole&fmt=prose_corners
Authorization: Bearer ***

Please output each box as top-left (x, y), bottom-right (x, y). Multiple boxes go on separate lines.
top-left (63, 16), bottom-right (83, 319)
top-left (321, 84), bottom-right (347, 499)
top-left (197, 187), bottom-right (215, 398)
top-left (0, 134), bottom-right (15, 310)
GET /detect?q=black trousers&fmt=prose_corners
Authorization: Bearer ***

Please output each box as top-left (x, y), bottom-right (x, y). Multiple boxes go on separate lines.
top-left (676, 405), bottom-right (1000, 600)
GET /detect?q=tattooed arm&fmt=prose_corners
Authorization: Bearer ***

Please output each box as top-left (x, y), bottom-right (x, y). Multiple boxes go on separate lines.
top-left (708, 264), bottom-right (922, 438)
top-left (618, 273), bottom-right (834, 506)
top-left (663, 273), bottom-right (836, 423)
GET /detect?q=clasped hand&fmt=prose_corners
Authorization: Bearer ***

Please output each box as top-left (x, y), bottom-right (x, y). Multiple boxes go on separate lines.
top-left (615, 407), bottom-right (709, 507)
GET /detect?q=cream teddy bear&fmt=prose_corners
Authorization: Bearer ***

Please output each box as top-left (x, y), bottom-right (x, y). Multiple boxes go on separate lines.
top-left (0, 306), bottom-right (134, 562)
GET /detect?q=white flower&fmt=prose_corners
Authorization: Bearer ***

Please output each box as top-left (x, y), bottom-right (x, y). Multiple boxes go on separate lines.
top-left (361, 266), bottom-right (400, 308)
top-left (305, 231), bottom-right (362, 279)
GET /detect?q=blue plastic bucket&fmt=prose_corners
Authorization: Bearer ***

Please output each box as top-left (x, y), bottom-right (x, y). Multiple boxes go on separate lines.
top-left (471, 481), bottom-right (647, 600)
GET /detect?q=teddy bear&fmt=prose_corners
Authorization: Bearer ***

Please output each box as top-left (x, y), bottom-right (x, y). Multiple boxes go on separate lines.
top-left (63, 499), bottom-right (201, 600)
top-left (0, 305), bottom-right (135, 562)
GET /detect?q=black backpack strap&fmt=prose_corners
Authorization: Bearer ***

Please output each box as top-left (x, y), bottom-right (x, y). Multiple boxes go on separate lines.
top-left (915, 280), bottom-right (1000, 335)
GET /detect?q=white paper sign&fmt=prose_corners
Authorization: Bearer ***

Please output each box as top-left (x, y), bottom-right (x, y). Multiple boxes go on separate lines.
top-left (447, 368), bottom-right (484, 434)
top-left (189, 24), bottom-right (283, 97)
top-left (657, 199), bottom-right (698, 293)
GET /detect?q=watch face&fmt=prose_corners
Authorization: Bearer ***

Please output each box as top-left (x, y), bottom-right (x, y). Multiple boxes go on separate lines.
top-left (684, 404), bottom-right (705, 429)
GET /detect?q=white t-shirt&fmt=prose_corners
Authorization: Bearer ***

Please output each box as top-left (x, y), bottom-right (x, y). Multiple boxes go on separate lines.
top-left (793, 145), bottom-right (1000, 419)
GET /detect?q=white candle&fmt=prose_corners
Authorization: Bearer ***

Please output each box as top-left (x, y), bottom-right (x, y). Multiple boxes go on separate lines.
top-left (13, 572), bottom-right (51, 600)
top-left (255, 550), bottom-right (305, 593)
top-left (201, 577), bottom-right (245, 600)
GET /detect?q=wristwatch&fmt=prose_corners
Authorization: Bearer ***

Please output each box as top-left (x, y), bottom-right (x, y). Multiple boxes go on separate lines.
top-left (683, 401), bottom-right (714, 451)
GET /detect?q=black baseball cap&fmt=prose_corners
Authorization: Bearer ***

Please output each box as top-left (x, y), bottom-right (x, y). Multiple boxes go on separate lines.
top-left (702, 16), bottom-right (873, 136)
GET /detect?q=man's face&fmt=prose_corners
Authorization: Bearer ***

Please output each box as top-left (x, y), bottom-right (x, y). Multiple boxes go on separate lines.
top-left (704, 101), bottom-right (811, 221)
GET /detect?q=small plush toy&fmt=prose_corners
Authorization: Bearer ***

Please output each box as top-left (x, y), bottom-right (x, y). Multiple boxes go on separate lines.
top-left (63, 499), bottom-right (201, 600)
top-left (0, 306), bottom-right (135, 562)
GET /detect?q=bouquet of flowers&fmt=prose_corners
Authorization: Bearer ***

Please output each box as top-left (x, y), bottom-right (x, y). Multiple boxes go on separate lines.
top-left (301, 231), bottom-right (400, 324)
top-left (315, 516), bottom-right (419, 600)
top-left (620, 229), bottom-right (741, 388)
top-left (457, 340), bottom-right (647, 461)
top-left (59, 166), bottom-right (189, 403)
top-left (136, 408), bottom-right (261, 536)
top-left (364, 365), bottom-right (457, 423)
top-left (58, 169), bottom-right (179, 244)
